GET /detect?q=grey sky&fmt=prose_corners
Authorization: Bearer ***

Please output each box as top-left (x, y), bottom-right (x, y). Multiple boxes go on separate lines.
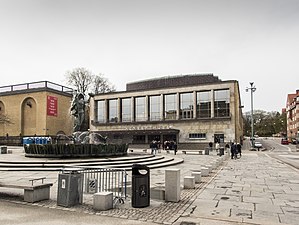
top-left (0, 0), bottom-right (298, 113)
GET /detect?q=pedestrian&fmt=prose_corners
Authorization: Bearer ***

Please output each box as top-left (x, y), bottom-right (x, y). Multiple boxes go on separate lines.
top-left (230, 142), bottom-right (237, 159)
top-left (236, 143), bottom-right (242, 157)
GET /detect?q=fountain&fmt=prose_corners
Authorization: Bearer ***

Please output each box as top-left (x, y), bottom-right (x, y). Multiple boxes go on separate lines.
top-left (24, 92), bottom-right (128, 158)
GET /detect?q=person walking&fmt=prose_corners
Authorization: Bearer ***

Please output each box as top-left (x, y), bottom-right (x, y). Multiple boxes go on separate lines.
top-left (236, 143), bottom-right (242, 157)
top-left (230, 142), bottom-right (237, 159)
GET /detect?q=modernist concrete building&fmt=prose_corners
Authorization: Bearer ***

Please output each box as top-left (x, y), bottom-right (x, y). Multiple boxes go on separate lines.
top-left (0, 81), bottom-right (73, 143)
top-left (90, 74), bottom-right (243, 149)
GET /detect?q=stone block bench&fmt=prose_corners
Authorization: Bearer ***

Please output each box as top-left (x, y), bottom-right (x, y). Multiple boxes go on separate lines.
top-left (182, 150), bottom-right (204, 155)
top-left (0, 177), bottom-right (53, 203)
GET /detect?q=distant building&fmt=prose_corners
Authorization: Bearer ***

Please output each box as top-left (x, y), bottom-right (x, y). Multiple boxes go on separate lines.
top-left (0, 81), bottom-right (73, 142)
top-left (286, 89), bottom-right (299, 141)
top-left (89, 74), bottom-right (244, 149)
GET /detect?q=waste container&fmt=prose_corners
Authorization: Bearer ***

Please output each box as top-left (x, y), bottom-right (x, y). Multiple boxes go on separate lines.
top-left (131, 164), bottom-right (150, 208)
top-left (219, 147), bottom-right (224, 156)
top-left (57, 168), bottom-right (84, 207)
top-left (0, 146), bottom-right (7, 154)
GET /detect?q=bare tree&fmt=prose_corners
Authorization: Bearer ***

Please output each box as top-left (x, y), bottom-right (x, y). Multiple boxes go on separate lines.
top-left (65, 67), bottom-right (94, 95)
top-left (93, 74), bottom-right (116, 94)
top-left (65, 68), bottom-right (115, 95)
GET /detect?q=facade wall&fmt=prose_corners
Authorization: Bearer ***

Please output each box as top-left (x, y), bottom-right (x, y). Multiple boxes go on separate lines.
top-left (90, 78), bottom-right (243, 149)
top-left (0, 83), bottom-right (73, 137)
top-left (286, 90), bottom-right (299, 141)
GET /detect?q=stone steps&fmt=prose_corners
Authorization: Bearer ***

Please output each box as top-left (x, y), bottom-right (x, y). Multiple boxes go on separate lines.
top-left (0, 154), bottom-right (184, 171)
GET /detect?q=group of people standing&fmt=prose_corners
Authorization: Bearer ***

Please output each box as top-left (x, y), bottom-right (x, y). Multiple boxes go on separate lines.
top-left (228, 142), bottom-right (242, 159)
top-left (149, 139), bottom-right (177, 155)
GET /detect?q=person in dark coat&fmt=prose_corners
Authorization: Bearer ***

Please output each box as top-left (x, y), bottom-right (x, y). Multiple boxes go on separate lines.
top-left (230, 142), bottom-right (237, 159)
top-left (236, 143), bottom-right (242, 157)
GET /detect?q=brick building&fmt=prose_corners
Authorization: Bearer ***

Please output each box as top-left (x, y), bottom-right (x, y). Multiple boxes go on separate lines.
top-left (0, 81), bottom-right (73, 142)
top-left (286, 89), bottom-right (299, 141)
top-left (89, 74), bottom-right (244, 149)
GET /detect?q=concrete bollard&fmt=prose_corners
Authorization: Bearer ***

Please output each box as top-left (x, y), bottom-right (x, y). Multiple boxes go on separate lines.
top-left (93, 192), bottom-right (113, 211)
top-left (184, 176), bottom-right (195, 189)
top-left (165, 169), bottom-right (180, 202)
top-left (191, 171), bottom-right (201, 183)
top-left (201, 167), bottom-right (209, 177)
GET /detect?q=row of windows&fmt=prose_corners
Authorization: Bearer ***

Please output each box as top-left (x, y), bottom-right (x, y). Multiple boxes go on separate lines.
top-left (95, 89), bottom-right (230, 123)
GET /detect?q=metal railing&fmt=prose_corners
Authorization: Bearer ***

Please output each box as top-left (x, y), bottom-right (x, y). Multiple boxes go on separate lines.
top-left (61, 166), bottom-right (128, 199)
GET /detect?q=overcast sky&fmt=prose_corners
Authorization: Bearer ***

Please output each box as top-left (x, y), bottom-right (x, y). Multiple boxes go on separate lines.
top-left (0, 0), bottom-right (298, 113)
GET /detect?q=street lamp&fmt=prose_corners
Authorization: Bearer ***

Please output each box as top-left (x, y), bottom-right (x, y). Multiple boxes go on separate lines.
top-left (246, 82), bottom-right (256, 146)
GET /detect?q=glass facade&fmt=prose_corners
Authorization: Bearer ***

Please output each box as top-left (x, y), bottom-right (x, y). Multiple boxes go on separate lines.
top-left (214, 89), bottom-right (230, 117)
top-left (180, 93), bottom-right (193, 119)
top-left (108, 99), bottom-right (118, 123)
top-left (197, 91), bottom-right (211, 118)
top-left (94, 88), bottom-right (231, 123)
top-left (121, 98), bottom-right (131, 122)
top-left (96, 100), bottom-right (105, 123)
top-left (164, 94), bottom-right (177, 120)
top-left (135, 96), bottom-right (146, 121)
top-left (149, 95), bottom-right (160, 121)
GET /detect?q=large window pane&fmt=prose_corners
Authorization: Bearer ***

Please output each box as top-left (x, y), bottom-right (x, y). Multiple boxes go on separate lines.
top-left (135, 96), bottom-right (146, 121)
top-left (121, 98), bottom-right (131, 122)
top-left (164, 94), bottom-right (177, 120)
top-left (149, 95), bottom-right (160, 121)
top-left (180, 93), bottom-right (193, 119)
top-left (214, 89), bottom-right (230, 117)
top-left (108, 99), bottom-right (118, 122)
top-left (197, 91), bottom-right (211, 118)
top-left (96, 100), bottom-right (105, 123)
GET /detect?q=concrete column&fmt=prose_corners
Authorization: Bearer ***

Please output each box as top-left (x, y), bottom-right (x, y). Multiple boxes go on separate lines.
top-left (165, 169), bottom-right (180, 202)
top-left (145, 95), bottom-right (149, 121)
top-left (176, 93), bottom-right (180, 120)
top-left (117, 98), bottom-right (121, 123)
top-left (131, 97), bottom-right (135, 122)
top-left (193, 91), bottom-right (197, 119)
top-left (211, 89), bottom-right (214, 118)
top-left (104, 99), bottom-right (108, 123)
top-left (160, 94), bottom-right (164, 120)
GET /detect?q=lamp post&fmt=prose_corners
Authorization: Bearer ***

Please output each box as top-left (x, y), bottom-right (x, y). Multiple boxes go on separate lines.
top-left (246, 82), bottom-right (256, 146)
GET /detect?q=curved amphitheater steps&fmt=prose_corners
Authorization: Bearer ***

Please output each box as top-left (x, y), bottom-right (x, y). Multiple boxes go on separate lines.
top-left (0, 153), bottom-right (183, 171)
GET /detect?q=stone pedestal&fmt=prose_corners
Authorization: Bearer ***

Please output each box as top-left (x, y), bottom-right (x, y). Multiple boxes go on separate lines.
top-left (184, 176), bottom-right (195, 189)
top-left (191, 171), bottom-right (202, 183)
top-left (93, 192), bottom-right (113, 211)
top-left (201, 167), bottom-right (209, 177)
top-left (165, 169), bottom-right (180, 202)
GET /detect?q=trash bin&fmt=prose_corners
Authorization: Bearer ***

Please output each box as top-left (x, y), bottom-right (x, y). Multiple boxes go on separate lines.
top-left (0, 146), bottom-right (7, 154)
top-left (57, 168), bottom-right (84, 207)
top-left (219, 147), bottom-right (224, 156)
top-left (204, 147), bottom-right (210, 155)
top-left (131, 164), bottom-right (150, 208)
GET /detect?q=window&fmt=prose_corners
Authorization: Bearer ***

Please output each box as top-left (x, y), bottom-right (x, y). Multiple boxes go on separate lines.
top-left (96, 100), bottom-right (105, 123)
top-left (149, 95), bottom-right (160, 121)
top-left (180, 93), bottom-right (193, 119)
top-left (189, 133), bottom-right (206, 139)
top-left (214, 89), bottom-right (230, 117)
top-left (121, 98), bottom-right (131, 122)
top-left (197, 91), bottom-right (211, 118)
top-left (164, 94), bottom-right (177, 120)
top-left (135, 96), bottom-right (146, 121)
top-left (132, 135), bottom-right (145, 144)
top-left (108, 99), bottom-right (118, 123)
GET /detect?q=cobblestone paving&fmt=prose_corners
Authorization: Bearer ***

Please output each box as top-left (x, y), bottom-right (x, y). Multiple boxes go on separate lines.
top-left (0, 169), bottom-right (222, 225)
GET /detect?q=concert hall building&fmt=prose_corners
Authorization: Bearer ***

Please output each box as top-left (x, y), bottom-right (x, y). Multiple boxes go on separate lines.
top-left (89, 74), bottom-right (243, 149)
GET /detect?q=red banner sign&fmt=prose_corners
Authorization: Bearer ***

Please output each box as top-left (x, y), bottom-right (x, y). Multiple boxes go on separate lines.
top-left (47, 96), bottom-right (57, 116)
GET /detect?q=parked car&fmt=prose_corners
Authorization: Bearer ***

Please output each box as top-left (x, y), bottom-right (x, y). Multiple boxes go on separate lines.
top-left (254, 141), bottom-right (262, 148)
top-left (281, 138), bottom-right (289, 145)
top-left (291, 138), bottom-right (297, 145)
